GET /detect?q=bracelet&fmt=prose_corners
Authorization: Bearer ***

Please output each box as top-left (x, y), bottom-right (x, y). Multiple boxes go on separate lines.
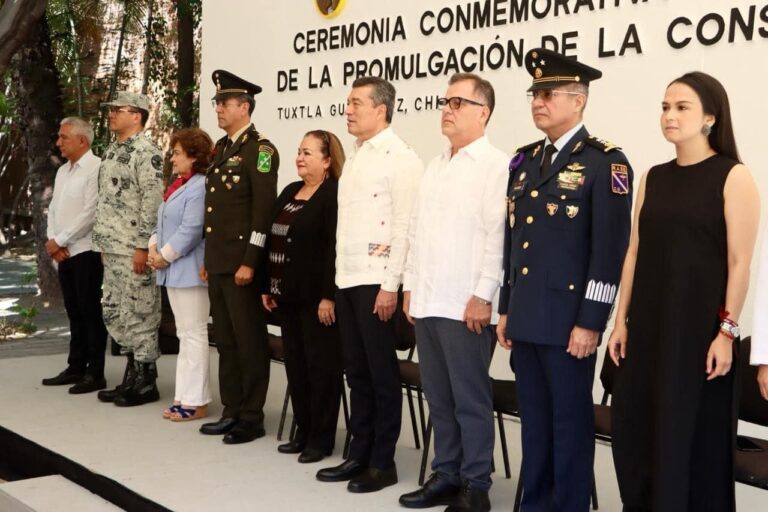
top-left (473, 296), bottom-right (492, 306)
top-left (719, 327), bottom-right (736, 341)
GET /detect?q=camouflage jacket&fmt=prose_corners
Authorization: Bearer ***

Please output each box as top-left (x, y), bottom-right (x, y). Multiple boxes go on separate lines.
top-left (93, 131), bottom-right (164, 256)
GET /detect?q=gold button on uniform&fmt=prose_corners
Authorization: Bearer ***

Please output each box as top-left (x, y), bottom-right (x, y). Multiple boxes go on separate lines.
top-left (214, 168), bottom-right (220, 174)
top-left (531, 190), bottom-right (539, 198)
top-left (568, 284), bottom-right (575, 290)
top-left (210, 187), bottom-right (215, 192)
top-left (206, 227), bottom-right (212, 233)
top-left (239, 235), bottom-right (243, 240)
top-left (526, 216), bottom-right (534, 224)
top-left (523, 241), bottom-right (530, 249)
top-left (207, 207), bottom-right (212, 213)
top-left (522, 267), bottom-right (529, 275)
top-left (560, 194), bottom-right (566, 200)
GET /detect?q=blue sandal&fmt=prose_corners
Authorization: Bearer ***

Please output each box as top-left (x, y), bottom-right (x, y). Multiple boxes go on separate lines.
top-left (169, 405), bottom-right (208, 422)
top-left (162, 404), bottom-right (181, 419)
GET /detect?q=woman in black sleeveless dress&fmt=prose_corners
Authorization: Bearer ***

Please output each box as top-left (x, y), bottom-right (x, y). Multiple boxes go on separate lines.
top-left (607, 72), bottom-right (761, 511)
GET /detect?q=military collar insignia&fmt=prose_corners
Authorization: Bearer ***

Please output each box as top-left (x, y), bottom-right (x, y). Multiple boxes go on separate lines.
top-left (532, 144), bottom-right (541, 158)
top-left (571, 140), bottom-right (584, 154)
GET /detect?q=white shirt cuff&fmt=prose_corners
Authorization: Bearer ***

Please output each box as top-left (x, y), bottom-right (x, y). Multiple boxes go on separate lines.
top-left (473, 276), bottom-right (499, 303)
top-left (160, 243), bottom-right (179, 263)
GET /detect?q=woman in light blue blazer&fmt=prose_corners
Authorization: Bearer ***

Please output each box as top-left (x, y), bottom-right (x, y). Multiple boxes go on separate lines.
top-left (148, 128), bottom-right (213, 422)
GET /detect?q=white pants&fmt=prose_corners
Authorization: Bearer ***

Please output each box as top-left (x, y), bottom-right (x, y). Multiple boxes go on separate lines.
top-left (167, 286), bottom-right (212, 406)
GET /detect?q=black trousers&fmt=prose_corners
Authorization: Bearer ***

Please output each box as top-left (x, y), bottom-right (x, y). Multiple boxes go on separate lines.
top-left (208, 273), bottom-right (270, 424)
top-left (58, 250), bottom-right (107, 378)
top-left (336, 285), bottom-right (402, 469)
top-left (277, 301), bottom-right (343, 452)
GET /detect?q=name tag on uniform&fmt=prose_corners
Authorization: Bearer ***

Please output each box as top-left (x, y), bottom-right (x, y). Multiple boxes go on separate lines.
top-left (557, 170), bottom-right (584, 191)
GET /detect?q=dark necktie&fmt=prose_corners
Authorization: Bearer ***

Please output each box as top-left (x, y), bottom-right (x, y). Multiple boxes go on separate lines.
top-left (540, 144), bottom-right (557, 179)
top-left (224, 138), bottom-right (233, 152)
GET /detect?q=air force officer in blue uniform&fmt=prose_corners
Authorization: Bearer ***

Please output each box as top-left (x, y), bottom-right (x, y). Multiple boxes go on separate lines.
top-left (496, 49), bottom-right (633, 511)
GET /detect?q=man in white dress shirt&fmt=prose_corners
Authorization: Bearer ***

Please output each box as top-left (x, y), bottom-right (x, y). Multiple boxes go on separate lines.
top-left (316, 76), bottom-right (423, 492)
top-left (399, 73), bottom-right (507, 512)
top-left (42, 117), bottom-right (108, 394)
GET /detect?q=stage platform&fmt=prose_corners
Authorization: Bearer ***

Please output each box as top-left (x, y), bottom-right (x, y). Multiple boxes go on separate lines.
top-left (0, 350), bottom-right (766, 511)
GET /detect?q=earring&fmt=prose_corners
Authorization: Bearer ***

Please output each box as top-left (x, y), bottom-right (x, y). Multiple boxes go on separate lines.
top-left (702, 124), bottom-right (712, 136)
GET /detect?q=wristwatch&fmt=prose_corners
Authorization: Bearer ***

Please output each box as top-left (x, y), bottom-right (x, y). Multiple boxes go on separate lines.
top-left (719, 321), bottom-right (740, 339)
top-left (473, 296), bottom-right (492, 306)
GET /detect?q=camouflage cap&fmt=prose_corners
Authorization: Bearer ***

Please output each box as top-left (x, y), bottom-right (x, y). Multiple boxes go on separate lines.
top-left (101, 91), bottom-right (150, 112)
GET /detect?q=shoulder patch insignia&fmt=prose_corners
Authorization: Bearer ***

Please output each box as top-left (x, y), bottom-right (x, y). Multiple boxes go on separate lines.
top-left (586, 136), bottom-right (622, 153)
top-left (151, 154), bottom-right (163, 170)
top-left (610, 163), bottom-right (629, 195)
top-left (257, 149), bottom-right (272, 173)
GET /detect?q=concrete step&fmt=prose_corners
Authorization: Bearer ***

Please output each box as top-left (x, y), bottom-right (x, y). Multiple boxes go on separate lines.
top-left (0, 475), bottom-right (122, 512)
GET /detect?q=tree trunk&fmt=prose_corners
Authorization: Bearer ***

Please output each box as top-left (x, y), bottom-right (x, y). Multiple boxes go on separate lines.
top-left (0, 0), bottom-right (47, 75)
top-left (141, 0), bottom-right (154, 95)
top-left (177, 0), bottom-right (195, 127)
top-left (11, 17), bottom-right (65, 300)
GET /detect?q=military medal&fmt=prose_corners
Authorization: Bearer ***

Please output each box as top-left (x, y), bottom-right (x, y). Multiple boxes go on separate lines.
top-left (225, 183), bottom-right (232, 190)
top-left (221, 175), bottom-right (227, 182)
top-left (232, 176), bottom-right (240, 184)
top-left (557, 170), bottom-right (585, 191)
top-left (507, 198), bottom-right (516, 228)
top-left (547, 203), bottom-right (558, 216)
top-left (566, 205), bottom-right (579, 218)
top-left (518, 172), bottom-right (526, 181)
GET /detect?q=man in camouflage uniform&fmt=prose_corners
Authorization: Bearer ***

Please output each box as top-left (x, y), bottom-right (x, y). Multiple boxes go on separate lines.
top-left (92, 91), bottom-right (164, 407)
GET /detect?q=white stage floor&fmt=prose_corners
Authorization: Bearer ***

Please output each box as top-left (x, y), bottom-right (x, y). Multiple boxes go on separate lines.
top-left (0, 350), bottom-right (766, 511)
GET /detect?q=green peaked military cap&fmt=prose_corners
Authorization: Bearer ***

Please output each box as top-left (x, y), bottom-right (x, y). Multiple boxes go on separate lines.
top-left (525, 48), bottom-right (602, 92)
top-left (101, 91), bottom-right (151, 111)
top-left (211, 70), bottom-right (262, 100)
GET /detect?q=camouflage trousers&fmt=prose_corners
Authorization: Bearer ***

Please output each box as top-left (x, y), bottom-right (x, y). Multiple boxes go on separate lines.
top-left (102, 253), bottom-right (160, 363)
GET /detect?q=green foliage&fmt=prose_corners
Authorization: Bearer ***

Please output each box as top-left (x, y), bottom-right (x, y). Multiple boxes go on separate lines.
top-left (8, 304), bottom-right (38, 334)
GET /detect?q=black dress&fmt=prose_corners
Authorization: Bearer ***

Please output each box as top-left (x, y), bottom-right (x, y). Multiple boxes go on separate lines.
top-left (612, 154), bottom-right (739, 512)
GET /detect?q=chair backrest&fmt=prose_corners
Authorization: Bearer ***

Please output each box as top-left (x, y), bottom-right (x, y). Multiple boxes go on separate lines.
top-left (738, 337), bottom-right (768, 427)
top-left (599, 349), bottom-right (617, 405)
top-left (393, 291), bottom-right (417, 353)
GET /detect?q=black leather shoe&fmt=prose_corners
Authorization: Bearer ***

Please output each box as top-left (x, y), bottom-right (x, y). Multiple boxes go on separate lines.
top-left (68, 375), bottom-right (107, 395)
top-left (222, 421), bottom-right (265, 444)
top-left (347, 466), bottom-right (398, 493)
top-left (277, 440), bottom-right (305, 454)
top-left (316, 460), bottom-right (366, 482)
top-left (399, 473), bottom-right (462, 508)
top-left (444, 485), bottom-right (490, 512)
top-left (298, 447), bottom-right (332, 464)
top-left (42, 369), bottom-right (83, 386)
top-left (199, 417), bottom-right (238, 435)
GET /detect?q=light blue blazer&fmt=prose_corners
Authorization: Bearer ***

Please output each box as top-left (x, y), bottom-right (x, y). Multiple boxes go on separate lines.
top-left (153, 173), bottom-right (206, 288)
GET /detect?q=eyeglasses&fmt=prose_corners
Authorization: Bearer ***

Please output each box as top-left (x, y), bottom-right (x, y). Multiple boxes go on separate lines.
top-left (526, 90), bottom-right (584, 103)
top-left (108, 107), bottom-right (139, 115)
top-left (211, 99), bottom-right (243, 109)
top-left (437, 96), bottom-right (486, 110)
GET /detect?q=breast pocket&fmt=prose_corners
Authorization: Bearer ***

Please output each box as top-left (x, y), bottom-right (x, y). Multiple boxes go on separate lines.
top-left (544, 182), bottom-right (584, 230)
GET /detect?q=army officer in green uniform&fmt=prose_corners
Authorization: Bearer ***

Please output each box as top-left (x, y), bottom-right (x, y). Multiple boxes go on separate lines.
top-left (199, 70), bottom-right (279, 444)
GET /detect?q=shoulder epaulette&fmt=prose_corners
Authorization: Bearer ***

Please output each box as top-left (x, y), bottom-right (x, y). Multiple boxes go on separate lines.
top-left (585, 136), bottom-right (622, 153)
top-left (515, 140), bottom-right (543, 155)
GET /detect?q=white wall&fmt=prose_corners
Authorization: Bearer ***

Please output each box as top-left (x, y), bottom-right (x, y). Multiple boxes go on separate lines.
top-left (201, 0), bottom-right (768, 370)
